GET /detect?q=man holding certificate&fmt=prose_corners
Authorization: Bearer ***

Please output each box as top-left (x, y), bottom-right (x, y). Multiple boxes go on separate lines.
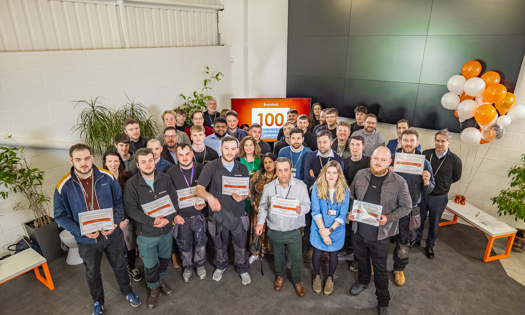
top-left (54, 144), bottom-right (141, 315)
top-left (390, 129), bottom-right (435, 286)
top-left (196, 136), bottom-right (252, 285)
top-left (256, 157), bottom-right (311, 297)
top-left (166, 143), bottom-right (208, 283)
top-left (348, 146), bottom-right (411, 315)
top-left (123, 148), bottom-right (179, 310)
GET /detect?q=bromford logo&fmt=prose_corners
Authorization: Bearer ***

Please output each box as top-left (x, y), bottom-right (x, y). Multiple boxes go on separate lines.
top-left (263, 103), bottom-right (279, 106)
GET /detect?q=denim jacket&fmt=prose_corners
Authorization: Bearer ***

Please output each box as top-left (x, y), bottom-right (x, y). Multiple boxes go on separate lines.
top-left (350, 168), bottom-right (412, 240)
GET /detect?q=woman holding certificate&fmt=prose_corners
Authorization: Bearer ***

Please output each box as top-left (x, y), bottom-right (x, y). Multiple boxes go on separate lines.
top-left (238, 137), bottom-right (262, 214)
top-left (310, 161), bottom-right (350, 295)
top-left (248, 153), bottom-right (277, 263)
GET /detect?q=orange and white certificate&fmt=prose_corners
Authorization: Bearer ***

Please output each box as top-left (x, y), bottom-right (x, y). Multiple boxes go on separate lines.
top-left (222, 176), bottom-right (249, 195)
top-left (351, 200), bottom-right (382, 227)
top-left (177, 187), bottom-right (205, 209)
top-left (394, 153), bottom-right (425, 175)
top-left (271, 197), bottom-right (299, 218)
top-left (141, 195), bottom-right (176, 218)
top-left (78, 208), bottom-right (114, 235)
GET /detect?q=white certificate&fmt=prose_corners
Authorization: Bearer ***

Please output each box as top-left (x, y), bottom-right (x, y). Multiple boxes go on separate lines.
top-left (393, 153), bottom-right (425, 175)
top-left (271, 197), bottom-right (299, 218)
top-left (141, 195), bottom-right (176, 218)
top-left (221, 176), bottom-right (249, 196)
top-left (351, 200), bottom-right (382, 227)
top-left (78, 208), bottom-right (114, 235)
top-left (177, 187), bottom-right (206, 209)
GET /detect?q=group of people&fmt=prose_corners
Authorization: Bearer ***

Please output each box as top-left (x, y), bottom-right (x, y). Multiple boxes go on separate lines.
top-left (54, 99), bottom-right (462, 315)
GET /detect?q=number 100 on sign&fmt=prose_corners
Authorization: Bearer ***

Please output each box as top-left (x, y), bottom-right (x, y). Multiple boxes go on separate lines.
top-left (252, 107), bottom-right (289, 141)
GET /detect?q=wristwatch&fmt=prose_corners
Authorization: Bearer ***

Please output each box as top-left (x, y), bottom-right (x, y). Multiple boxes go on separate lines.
top-left (329, 227), bottom-right (334, 233)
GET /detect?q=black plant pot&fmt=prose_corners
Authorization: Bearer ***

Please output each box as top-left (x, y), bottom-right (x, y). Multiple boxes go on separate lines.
top-left (24, 216), bottom-right (62, 262)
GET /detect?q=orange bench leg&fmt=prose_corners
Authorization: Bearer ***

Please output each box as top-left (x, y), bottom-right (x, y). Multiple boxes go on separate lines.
top-left (439, 214), bottom-right (458, 227)
top-left (483, 233), bottom-right (516, 262)
top-left (34, 262), bottom-right (55, 290)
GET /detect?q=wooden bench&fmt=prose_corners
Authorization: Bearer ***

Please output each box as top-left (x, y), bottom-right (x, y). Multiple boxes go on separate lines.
top-left (0, 248), bottom-right (55, 290)
top-left (439, 200), bottom-right (517, 262)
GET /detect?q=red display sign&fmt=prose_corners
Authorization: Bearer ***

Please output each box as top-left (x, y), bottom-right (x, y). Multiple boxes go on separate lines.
top-left (231, 98), bottom-right (311, 141)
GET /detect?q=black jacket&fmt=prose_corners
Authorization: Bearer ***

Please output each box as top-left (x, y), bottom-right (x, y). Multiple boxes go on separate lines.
top-left (304, 131), bottom-right (317, 151)
top-left (422, 149), bottom-right (462, 196)
top-left (129, 136), bottom-right (149, 153)
top-left (123, 171), bottom-right (178, 237)
top-left (193, 145), bottom-right (219, 165)
top-left (166, 163), bottom-right (205, 217)
top-left (161, 145), bottom-right (177, 165)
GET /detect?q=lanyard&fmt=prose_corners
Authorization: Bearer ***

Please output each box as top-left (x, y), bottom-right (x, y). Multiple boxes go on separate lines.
top-left (289, 147), bottom-right (304, 170)
top-left (180, 165), bottom-right (194, 188)
top-left (193, 146), bottom-right (206, 164)
top-left (275, 182), bottom-right (292, 199)
top-left (319, 155), bottom-right (332, 169)
top-left (429, 153), bottom-right (447, 177)
top-left (79, 174), bottom-right (95, 210)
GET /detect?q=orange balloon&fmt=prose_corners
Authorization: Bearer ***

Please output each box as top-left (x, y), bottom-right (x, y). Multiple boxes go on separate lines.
top-left (482, 84), bottom-right (507, 103)
top-left (462, 60), bottom-right (482, 80)
top-left (454, 110), bottom-right (459, 118)
top-left (480, 71), bottom-right (500, 87)
top-left (480, 138), bottom-right (490, 144)
top-left (474, 105), bottom-right (497, 126)
top-left (494, 92), bottom-right (516, 115)
top-left (481, 127), bottom-right (496, 142)
top-left (459, 92), bottom-right (475, 102)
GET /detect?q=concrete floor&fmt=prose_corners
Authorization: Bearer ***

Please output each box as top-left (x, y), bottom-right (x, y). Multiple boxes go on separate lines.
top-left (1, 222), bottom-right (524, 315)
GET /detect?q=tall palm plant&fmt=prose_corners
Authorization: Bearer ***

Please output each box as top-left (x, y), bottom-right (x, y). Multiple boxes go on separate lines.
top-left (116, 96), bottom-right (159, 139)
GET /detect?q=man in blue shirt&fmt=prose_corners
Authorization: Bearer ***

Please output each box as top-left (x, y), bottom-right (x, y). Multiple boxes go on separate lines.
top-left (386, 119), bottom-right (421, 155)
top-left (204, 117), bottom-right (228, 157)
top-left (147, 139), bottom-right (174, 173)
top-left (278, 127), bottom-right (312, 181)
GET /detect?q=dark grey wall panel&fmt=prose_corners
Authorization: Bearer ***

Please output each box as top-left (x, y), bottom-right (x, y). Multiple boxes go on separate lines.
top-left (349, 0), bottom-right (432, 35)
top-left (420, 35), bottom-right (525, 86)
top-left (346, 35), bottom-right (427, 83)
top-left (288, 0), bottom-right (352, 37)
top-left (343, 79), bottom-right (418, 124)
top-left (287, 36), bottom-right (349, 78)
top-left (428, 0), bottom-right (525, 35)
top-left (287, 75), bottom-right (346, 108)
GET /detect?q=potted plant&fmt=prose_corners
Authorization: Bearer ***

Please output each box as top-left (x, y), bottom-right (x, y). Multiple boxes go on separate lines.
top-left (0, 136), bottom-right (62, 261)
top-left (177, 66), bottom-right (224, 123)
top-left (491, 153), bottom-right (525, 253)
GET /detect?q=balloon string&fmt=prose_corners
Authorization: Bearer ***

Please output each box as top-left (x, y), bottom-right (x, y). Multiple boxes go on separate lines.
top-left (462, 142), bottom-right (492, 196)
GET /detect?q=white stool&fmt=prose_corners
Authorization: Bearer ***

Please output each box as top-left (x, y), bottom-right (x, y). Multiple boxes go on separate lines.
top-left (59, 230), bottom-right (83, 265)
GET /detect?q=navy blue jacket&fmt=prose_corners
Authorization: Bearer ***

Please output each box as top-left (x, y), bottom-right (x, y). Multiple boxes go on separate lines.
top-left (54, 166), bottom-right (124, 244)
top-left (303, 150), bottom-right (344, 188)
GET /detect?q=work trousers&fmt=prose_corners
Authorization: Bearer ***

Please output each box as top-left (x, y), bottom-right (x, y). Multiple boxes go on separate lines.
top-left (416, 193), bottom-right (448, 247)
top-left (173, 214), bottom-right (207, 269)
top-left (136, 232), bottom-right (173, 289)
top-left (353, 232), bottom-right (390, 308)
top-left (393, 215), bottom-right (410, 271)
top-left (267, 228), bottom-right (303, 284)
top-left (208, 215), bottom-right (250, 274)
top-left (77, 229), bottom-right (132, 306)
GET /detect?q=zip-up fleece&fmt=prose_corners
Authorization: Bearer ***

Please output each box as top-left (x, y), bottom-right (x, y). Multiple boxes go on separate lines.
top-left (123, 170), bottom-right (178, 237)
top-left (54, 166), bottom-right (124, 244)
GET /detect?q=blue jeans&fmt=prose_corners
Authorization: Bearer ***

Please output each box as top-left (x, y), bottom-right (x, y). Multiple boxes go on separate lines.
top-left (77, 229), bottom-right (131, 306)
top-left (415, 193), bottom-right (448, 247)
top-left (136, 232), bottom-right (173, 289)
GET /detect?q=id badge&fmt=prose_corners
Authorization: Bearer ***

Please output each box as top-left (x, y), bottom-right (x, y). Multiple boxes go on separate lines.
top-left (292, 168), bottom-right (297, 178)
top-left (328, 209), bottom-right (337, 216)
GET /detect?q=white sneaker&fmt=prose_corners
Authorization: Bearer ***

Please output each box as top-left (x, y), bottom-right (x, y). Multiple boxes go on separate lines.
top-left (212, 268), bottom-right (226, 281)
top-left (196, 266), bottom-right (206, 280)
top-left (240, 272), bottom-right (251, 285)
top-left (249, 254), bottom-right (259, 264)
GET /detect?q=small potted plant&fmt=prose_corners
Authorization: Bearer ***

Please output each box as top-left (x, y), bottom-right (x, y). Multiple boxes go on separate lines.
top-left (0, 136), bottom-right (62, 261)
top-left (491, 153), bottom-right (525, 253)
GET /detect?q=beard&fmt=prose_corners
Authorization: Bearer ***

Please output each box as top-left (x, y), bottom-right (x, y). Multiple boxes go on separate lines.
top-left (222, 154), bottom-right (235, 163)
top-left (365, 126), bottom-right (374, 133)
top-left (215, 131), bottom-right (225, 138)
top-left (140, 169), bottom-right (154, 176)
top-left (402, 146), bottom-right (415, 154)
top-left (74, 165), bottom-right (92, 175)
top-left (179, 160), bottom-right (193, 168)
top-left (370, 164), bottom-right (389, 176)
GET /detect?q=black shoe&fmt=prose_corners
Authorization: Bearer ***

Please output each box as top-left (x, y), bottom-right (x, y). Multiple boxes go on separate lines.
top-left (159, 280), bottom-right (173, 296)
top-left (349, 260), bottom-right (358, 272)
top-left (128, 268), bottom-right (142, 282)
top-left (410, 241), bottom-right (421, 248)
top-left (378, 306), bottom-right (389, 315)
top-left (350, 283), bottom-right (368, 296)
top-left (425, 246), bottom-right (435, 260)
top-left (147, 287), bottom-right (161, 310)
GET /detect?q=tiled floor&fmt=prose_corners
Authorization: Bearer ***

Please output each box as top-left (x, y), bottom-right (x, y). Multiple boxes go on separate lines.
top-left (1, 222), bottom-right (524, 315)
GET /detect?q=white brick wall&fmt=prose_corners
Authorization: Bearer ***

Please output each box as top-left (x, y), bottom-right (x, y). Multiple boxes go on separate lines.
top-left (0, 46), bottom-right (232, 255)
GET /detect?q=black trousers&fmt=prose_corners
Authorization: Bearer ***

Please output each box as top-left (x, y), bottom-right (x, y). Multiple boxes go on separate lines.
top-left (352, 232), bottom-right (390, 308)
top-left (208, 215), bottom-right (250, 274)
top-left (174, 214), bottom-right (207, 268)
top-left (393, 215), bottom-right (410, 271)
top-left (78, 229), bottom-right (132, 306)
top-left (416, 193), bottom-right (448, 247)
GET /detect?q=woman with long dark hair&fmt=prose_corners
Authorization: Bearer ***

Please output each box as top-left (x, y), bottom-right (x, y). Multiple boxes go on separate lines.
top-left (308, 102), bottom-right (323, 133)
top-left (248, 153), bottom-right (277, 263)
top-left (102, 150), bottom-right (141, 282)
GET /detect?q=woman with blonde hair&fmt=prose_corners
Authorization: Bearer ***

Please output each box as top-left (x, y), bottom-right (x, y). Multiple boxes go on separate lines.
top-left (310, 160), bottom-right (350, 295)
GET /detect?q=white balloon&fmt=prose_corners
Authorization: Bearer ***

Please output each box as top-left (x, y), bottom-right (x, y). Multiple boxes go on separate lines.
top-left (441, 93), bottom-right (460, 110)
top-left (460, 127), bottom-right (482, 145)
top-left (507, 104), bottom-right (525, 122)
top-left (457, 100), bottom-right (479, 122)
top-left (447, 75), bottom-right (466, 95)
top-left (464, 77), bottom-right (486, 97)
top-left (497, 115), bottom-right (512, 127)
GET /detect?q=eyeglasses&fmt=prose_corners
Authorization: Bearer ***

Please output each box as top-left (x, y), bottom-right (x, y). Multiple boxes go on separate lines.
top-left (164, 135), bottom-right (177, 139)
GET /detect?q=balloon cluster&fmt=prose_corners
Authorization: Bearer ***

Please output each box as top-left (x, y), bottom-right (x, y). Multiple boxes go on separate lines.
top-left (441, 60), bottom-right (525, 145)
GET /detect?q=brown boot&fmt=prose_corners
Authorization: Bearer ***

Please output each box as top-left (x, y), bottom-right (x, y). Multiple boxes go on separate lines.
top-left (159, 279), bottom-right (173, 296)
top-left (304, 248), bottom-right (313, 262)
top-left (147, 287), bottom-right (161, 310)
top-left (172, 253), bottom-right (180, 269)
top-left (273, 276), bottom-right (284, 291)
top-left (294, 282), bottom-right (305, 297)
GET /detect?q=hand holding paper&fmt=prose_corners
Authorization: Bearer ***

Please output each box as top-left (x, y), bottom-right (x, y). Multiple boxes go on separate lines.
top-left (153, 216), bottom-right (169, 228)
top-left (378, 215), bottom-right (388, 226)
